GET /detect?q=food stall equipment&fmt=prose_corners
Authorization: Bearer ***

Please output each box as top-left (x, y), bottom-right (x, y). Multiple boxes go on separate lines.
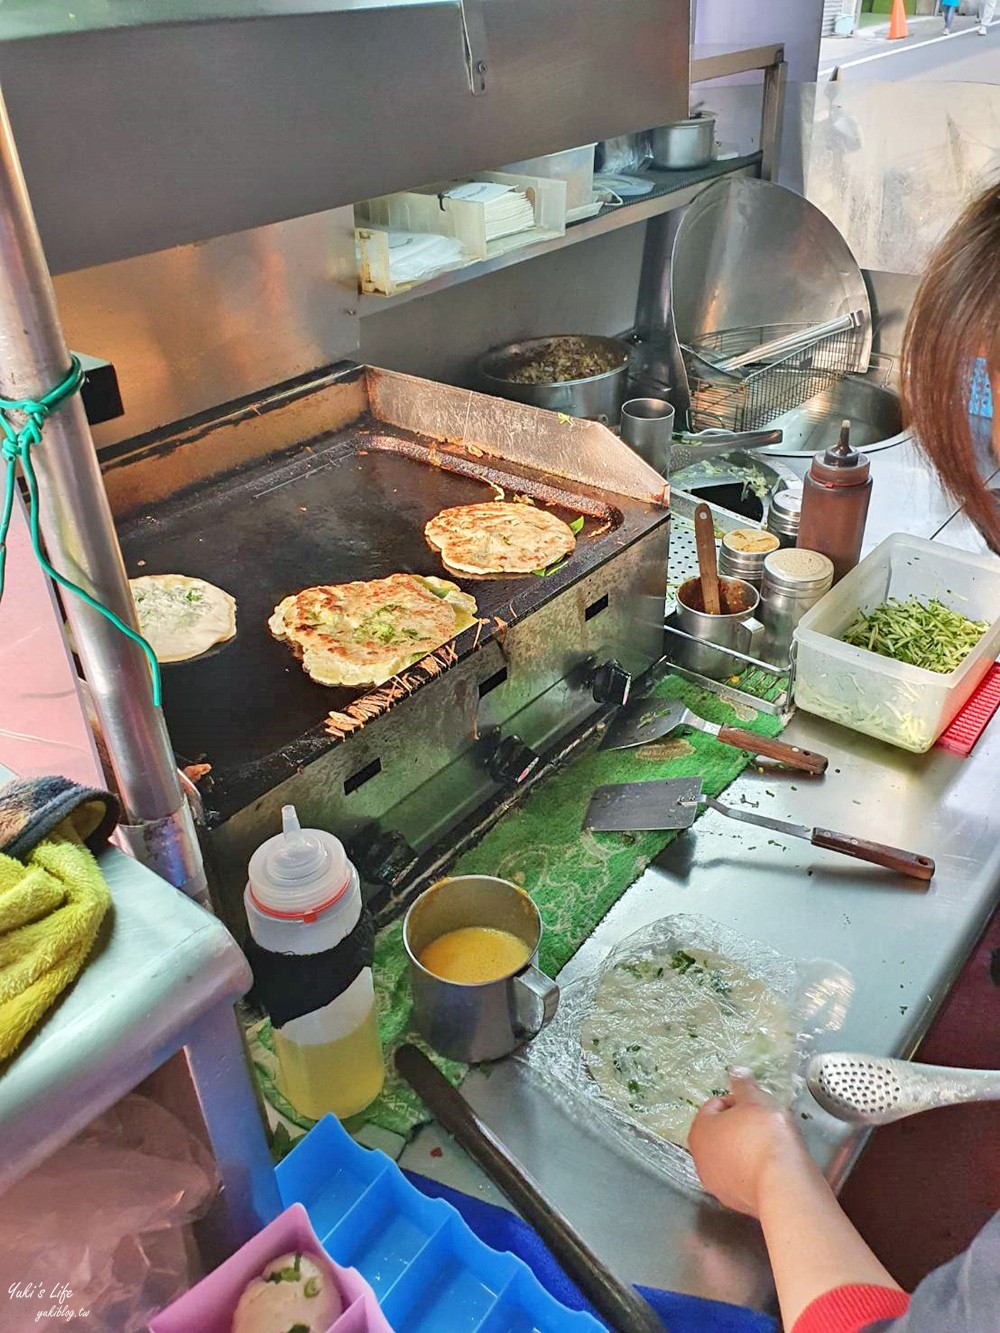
top-left (106, 365), bottom-right (670, 929)
top-left (808, 1052), bottom-right (1000, 1127)
top-left (0, 87), bottom-right (206, 900)
top-left (669, 177), bottom-right (874, 434)
top-left (0, 0), bottom-right (703, 919)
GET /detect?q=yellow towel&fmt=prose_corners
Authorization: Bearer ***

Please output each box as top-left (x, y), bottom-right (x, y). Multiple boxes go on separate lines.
top-left (0, 805), bottom-right (111, 1063)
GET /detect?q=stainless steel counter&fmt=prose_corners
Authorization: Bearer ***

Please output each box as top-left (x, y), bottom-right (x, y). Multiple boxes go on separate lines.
top-left (399, 432), bottom-right (1000, 1310)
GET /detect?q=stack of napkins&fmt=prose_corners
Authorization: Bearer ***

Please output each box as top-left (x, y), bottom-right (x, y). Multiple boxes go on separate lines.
top-left (371, 229), bottom-right (468, 286)
top-left (443, 181), bottom-right (536, 241)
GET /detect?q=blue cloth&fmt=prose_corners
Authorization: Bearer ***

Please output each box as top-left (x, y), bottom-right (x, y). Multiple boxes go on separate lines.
top-left (404, 1170), bottom-right (777, 1333)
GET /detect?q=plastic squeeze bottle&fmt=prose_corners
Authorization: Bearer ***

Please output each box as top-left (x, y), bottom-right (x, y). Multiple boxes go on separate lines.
top-left (796, 420), bottom-right (873, 583)
top-left (244, 805), bottom-right (384, 1120)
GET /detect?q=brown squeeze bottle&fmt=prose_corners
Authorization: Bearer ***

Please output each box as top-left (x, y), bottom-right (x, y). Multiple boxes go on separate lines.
top-left (796, 420), bottom-right (872, 583)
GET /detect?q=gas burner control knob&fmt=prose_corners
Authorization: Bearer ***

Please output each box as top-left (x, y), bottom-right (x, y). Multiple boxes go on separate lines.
top-left (350, 829), bottom-right (416, 889)
top-left (485, 734), bottom-right (540, 786)
top-left (591, 659), bottom-right (632, 707)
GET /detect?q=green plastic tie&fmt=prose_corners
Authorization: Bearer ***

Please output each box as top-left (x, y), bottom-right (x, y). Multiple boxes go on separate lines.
top-left (0, 355), bottom-right (162, 707)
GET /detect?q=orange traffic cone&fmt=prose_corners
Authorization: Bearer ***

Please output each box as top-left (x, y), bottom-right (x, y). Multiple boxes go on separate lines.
top-left (888, 0), bottom-right (909, 39)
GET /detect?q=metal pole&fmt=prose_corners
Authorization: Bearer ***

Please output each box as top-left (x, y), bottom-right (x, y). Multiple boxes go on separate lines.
top-left (759, 54), bottom-right (788, 183)
top-left (0, 89), bottom-right (207, 903)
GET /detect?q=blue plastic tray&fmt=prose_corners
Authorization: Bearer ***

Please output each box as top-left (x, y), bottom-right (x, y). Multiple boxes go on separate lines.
top-left (277, 1115), bottom-right (605, 1333)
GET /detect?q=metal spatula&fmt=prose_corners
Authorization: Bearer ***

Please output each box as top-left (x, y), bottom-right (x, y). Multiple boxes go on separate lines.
top-left (584, 777), bottom-right (935, 881)
top-left (601, 696), bottom-right (829, 775)
top-left (807, 1052), bottom-right (1000, 1126)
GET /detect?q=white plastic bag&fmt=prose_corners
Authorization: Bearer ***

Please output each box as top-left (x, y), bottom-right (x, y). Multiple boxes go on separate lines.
top-left (0, 1094), bottom-right (218, 1331)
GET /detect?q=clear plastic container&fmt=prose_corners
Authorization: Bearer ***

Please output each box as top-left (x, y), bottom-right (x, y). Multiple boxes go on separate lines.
top-left (793, 533), bottom-right (1000, 752)
top-left (499, 145), bottom-right (596, 217)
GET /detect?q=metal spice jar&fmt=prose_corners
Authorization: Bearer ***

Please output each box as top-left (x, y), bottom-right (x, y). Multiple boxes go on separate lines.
top-left (766, 485), bottom-right (803, 548)
top-left (758, 547), bottom-right (834, 666)
top-left (718, 527), bottom-right (781, 590)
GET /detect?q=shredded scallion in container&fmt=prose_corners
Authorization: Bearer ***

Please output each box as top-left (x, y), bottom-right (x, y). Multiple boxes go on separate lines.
top-left (842, 596), bottom-right (987, 673)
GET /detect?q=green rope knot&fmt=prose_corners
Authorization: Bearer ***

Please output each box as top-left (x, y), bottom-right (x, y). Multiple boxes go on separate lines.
top-left (0, 355), bottom-right (162, 707)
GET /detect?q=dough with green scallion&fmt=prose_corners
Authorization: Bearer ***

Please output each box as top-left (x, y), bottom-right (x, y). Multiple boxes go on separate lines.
top-left (130, 574), bottom-right (237, 663)
top-left (583, 944), bottom-right (796, 1148)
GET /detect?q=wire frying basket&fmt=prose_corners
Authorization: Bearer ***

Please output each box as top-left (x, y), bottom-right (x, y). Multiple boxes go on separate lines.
top-left (687, 321), bottom-right (866, 434)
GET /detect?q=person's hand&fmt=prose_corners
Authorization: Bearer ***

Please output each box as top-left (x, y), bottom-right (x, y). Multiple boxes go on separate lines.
top-left (688, 1070), bottom-right (816, 1218)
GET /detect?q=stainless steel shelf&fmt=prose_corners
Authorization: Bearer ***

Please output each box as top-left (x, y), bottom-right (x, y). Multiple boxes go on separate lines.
top-left (357, 154), bottom-right (760, 315)
top-left (691, 41), bottom-right (786, 82)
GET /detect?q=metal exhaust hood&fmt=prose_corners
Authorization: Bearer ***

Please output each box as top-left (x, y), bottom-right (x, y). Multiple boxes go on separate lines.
top-left (0, 0), bottom-right (689, 274)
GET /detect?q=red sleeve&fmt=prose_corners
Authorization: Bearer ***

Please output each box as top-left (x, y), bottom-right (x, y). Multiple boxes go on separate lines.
top-left (791, 1284), bottom-right (911, 1333)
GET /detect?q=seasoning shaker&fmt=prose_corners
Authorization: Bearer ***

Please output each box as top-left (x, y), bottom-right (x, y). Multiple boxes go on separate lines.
top-left (797, 420), bottom-right (873, 583)
top-left (718, 527), bottom-right (781, 590)
top-left (766, 485), bottom-right (803, 548)
top-left (758, 547), bottom-right (834, 666)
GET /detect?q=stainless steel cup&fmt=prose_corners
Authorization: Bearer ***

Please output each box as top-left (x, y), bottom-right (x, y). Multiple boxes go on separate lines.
top-left (403, 875), bottom-right (559, 1063)
top-left (620, 398), bottom-right (676, 476)
top-left (674, 576), bottom-right (765, 679)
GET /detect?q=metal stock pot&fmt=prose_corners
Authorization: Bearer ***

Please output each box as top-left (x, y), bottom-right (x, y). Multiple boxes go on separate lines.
top-left (477, 334), bottom-right (631, 424)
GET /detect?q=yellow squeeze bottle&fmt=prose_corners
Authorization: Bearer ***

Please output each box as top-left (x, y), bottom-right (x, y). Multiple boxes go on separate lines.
top-left (244, 805), bottom-right (384, 1120)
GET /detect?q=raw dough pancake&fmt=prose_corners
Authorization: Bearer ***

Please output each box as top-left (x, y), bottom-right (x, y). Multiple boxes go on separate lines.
top-left (268, 573), bottom-right (477, 687)
top-left (425, 501), bottom-right (576, 577)
top-left (582, 945), bottom-right (795, 1148)
top-left (130, 574), bottom-right (237, 663)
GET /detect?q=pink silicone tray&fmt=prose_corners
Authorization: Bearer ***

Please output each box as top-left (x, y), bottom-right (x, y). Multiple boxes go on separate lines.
top-left (150, 1202), bottom-right (391, 1333)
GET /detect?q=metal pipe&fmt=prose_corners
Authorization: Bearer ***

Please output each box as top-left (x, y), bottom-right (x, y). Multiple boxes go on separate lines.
top-left (0, 89), bottom-right (207, 902)
top-left (760, 55), bottom-right (787, 183)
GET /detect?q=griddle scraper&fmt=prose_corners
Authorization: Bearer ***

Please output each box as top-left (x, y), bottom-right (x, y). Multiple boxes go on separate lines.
top-left (600, 696), bottom-right (828, 774)
top-left (585, 778), bottom-right (935, 880)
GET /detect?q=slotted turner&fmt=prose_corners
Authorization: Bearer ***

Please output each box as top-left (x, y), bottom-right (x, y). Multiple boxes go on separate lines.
top-left (807, 1052), bottom-right (1000, 1126)
top-left (601, 696), bottom-right (828, 775)
top-left (584, 778), bottom-right (935, 881)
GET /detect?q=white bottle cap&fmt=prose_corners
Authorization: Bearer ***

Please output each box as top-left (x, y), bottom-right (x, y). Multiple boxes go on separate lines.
top-left (248, 805), bottom-right (352, 922)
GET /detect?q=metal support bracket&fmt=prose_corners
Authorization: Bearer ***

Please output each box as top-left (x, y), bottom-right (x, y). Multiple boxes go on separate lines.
top-left (760, 56), bottom-right (788, 183)
top-left (460, 0), bottom-right (489, 95)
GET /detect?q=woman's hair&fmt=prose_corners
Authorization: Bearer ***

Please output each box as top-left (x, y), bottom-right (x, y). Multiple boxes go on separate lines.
top-left (902, 180), bottom-right (1000, 549)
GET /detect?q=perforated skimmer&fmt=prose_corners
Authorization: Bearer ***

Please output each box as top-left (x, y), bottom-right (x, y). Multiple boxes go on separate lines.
top-left (807, 1052), bottom-right (1000, 1126)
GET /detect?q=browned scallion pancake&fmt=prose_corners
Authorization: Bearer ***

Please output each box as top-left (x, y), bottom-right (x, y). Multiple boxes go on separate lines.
top-left (268, 573), bottom-right (477, 687)
top-left (424, 501), bottom-right (576, 577)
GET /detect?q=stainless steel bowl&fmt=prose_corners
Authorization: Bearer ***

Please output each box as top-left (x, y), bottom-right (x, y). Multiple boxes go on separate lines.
top-left (650, 114), bottom-right (717, 170)
top-left (756, 372), bottom-right (907, 456)
top-left (478, 334), bottom-right (631, 424)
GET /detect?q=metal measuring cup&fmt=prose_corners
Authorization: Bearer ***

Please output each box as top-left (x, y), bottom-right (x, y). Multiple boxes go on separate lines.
top-left (404, 876), bottom-right (559, 1063)
top-left (674, 575), bottom-right (764, 679)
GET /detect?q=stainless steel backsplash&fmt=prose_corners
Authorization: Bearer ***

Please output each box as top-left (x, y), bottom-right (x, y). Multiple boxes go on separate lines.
top-left (54, 206), bottom-right (360, 449)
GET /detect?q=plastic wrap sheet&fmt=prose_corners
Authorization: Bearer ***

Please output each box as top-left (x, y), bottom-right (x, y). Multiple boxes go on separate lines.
top-left (0, 1095), bottom-right (218, 1332)
top-left (596, 134), bottom-right (652, 175)
top-left (803, 82), bottom-right (1000, 277)
top-left (522, 914), bottom-right (852, 1195)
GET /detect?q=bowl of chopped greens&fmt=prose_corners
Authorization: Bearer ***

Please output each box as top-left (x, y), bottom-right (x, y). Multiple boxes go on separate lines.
top-left (793, 533), bottom-right (1000, 751)
top-left (478, 334), bottom-right (631, 423)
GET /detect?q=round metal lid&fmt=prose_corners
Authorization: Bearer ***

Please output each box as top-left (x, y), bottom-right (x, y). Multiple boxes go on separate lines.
top-left (763, 546), bottom-right (834, 591)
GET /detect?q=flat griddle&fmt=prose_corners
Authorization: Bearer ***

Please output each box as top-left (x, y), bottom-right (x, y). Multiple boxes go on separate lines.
top-left (116, 419), bottom-right (663, 823)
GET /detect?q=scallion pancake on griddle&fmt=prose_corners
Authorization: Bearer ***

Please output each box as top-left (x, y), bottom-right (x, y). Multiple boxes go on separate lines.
top-left (268, 573), bottom-right (477, 687)
top-left (130, 573), bottom-right (237, 662)
top-left (424, 501), bottom-right (576, 577)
